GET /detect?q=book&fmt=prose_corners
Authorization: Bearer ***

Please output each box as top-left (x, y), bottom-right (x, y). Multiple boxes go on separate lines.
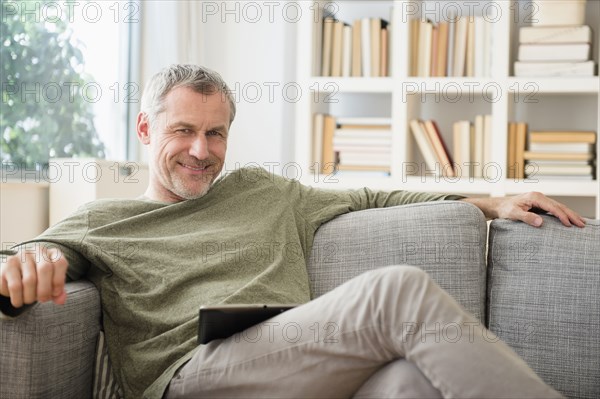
top-left (418, 20), bottom-right (433, 77)
top-left (361, 17), bottom-right (371, 77)
top-left (514, 61), bottom-right (595, 77)
top-left (453, 120), bottom-right (471, 178)
top-left (519, 25), bottom-right (592, 44)
top-left (370, 18), bottom-right (381, 77)
top-left (528, 142), bottom-right (594, 153)
top-left (482, 18), bottom-right (492, 77)
top-left (337, 124), bottom-right (392, 130)
top-left (410, 119), bottom-right (438, 172)
top-left (466, 17), bottom-right (475, 77)
top-left (447, 12), bottom-right (456, 76)
top-left (331, 20), bottom-right (344, 77)
top-left (483, 115), bottom-right (493, 179)
top-left (333, 145), bottom-right (391, 153)
top-left (518, 43), bottom-right (590, 62)
top-left (351, 19), bottom-right (362, 77)
top-left (527, 164), bottom-right (593, 175)
top-left (523, 152), bottom-right (595, 161)
top-left (515, 122), bottom-right (528, 179)
top-left (380, 26), bottom-right (388, 77)
top-left (529, 131), bottom-right (596, 143)
top-left (433, 120), bottom-right (455, 170)
top-left (321, 17), bottom-right (335, 76)
top-left (312, 113), bottom-right (325, 168)
top-left (423, 120), bottom-right (455, 177)
top-left (313, 6), bottom-right (324, 77)
top-left (507, 122), bottom-right (517, 179)
top-left (336, 117), bottom-right (392, 126)
top-left (430, 24), bottom-right (439, 77)
top-left (338, 154), bottom-right (391, 167)
top-left (334, 129), bottom-right (392, 139)
top-left (473, 115), bottom-right (484, 177)
top-left (410, 18), bottom-right (419, 76)
top-left (333, 170), bottom-right (391, 178)
top-left (474, 17), bottom-right (486, 77)
top-left (333, 137), bottom-right (391, 146)
top-left (531, 0), bottom-right (587, 27)
top-left (437, 22), bottom-right (449, 77)
top-left (453, 16), bottom-right (468, 77)
top-left (525, 160), bottom-right (592, 166)
top-left (342, 25), bottom-right (352, 77)
top-left (336, 164), bottom-right (390, 172)
top-left (321, 115), bottom-right (336, 173)
top-left (525, 175), bottom-right (594, 181)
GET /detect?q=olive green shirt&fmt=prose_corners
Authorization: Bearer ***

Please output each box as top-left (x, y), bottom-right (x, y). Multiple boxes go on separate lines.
top-left (6, 167), bottom-right (463, 398)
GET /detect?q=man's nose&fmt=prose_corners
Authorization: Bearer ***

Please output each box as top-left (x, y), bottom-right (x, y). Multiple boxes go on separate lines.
top-left (189, 134), bottom-right (210, 159)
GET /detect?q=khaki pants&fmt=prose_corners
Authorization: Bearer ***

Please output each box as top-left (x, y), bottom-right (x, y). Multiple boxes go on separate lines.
top-left (165, 266), bottom-right (563, 398)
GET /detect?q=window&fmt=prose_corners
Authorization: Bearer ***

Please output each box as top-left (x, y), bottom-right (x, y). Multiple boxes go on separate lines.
top-left (1, 0), bottom-right (140, 176)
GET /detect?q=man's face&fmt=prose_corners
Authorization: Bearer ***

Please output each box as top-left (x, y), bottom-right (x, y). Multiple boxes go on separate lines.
top-left (137, 87), bottom-right (230, 203)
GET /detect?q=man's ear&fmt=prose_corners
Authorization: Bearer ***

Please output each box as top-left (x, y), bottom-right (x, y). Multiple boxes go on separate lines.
top-left (136, 112), bottom-right (151, 145)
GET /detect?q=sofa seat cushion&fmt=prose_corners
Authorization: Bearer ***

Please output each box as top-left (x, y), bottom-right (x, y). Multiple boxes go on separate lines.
top-left (487, 215), bottom-right (599, 399)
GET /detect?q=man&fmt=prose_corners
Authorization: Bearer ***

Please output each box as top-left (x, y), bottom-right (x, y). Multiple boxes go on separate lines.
top-left (0, 65), bottom-right (584, 398)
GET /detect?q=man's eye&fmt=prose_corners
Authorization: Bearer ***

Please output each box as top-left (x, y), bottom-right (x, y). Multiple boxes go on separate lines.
top-left (177, 129), bottom-right (192, 134)
top-left (207, 130), bottom-right (220, 136)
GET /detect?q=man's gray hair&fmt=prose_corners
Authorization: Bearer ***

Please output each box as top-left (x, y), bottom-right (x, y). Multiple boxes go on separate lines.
top-left (140, 64), bottom-right (236, 125)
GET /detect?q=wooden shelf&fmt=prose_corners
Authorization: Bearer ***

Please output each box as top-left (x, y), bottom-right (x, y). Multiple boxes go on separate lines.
top-left (309, 77), bottom-right (393, 93)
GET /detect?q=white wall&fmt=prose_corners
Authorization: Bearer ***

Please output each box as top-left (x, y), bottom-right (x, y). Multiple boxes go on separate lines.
top-left (0, 182), bottom-right (49, 245)
top-left (200, 3), bottom-right (297, 171)
top-left (139, 1), bottom-right (297, 171)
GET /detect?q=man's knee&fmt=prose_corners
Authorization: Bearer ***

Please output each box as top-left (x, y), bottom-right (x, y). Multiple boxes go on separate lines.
top-left (362, 265), bottom-right (431, 289)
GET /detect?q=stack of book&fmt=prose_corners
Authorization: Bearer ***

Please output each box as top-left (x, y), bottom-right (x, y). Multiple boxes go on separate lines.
top-left (320, 16), bottom-right (389, 77)
top-left (524, 130), bottom-right (596, 180)
top-left (410, 15), bottom-right (492, 77)
top-left (452, 115), bottom-right (493, 179)
top-left (313, 114), bottom-right (392, 175)
top-left (515, 2), bottom-right (595, 77)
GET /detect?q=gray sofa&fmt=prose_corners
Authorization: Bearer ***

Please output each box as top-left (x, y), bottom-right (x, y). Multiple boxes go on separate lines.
top-left (1, 201), bottom-right (598, 398)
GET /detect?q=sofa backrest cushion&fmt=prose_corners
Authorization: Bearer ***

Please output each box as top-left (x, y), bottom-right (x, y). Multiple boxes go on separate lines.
top-left (307, 201), bottom-right (488, 321)
top-left (487, 215), bottom-right (600, 399)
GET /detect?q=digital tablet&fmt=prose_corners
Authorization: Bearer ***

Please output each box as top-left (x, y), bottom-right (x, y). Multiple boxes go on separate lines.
top-left (197, 304), bottom-right (298, 345)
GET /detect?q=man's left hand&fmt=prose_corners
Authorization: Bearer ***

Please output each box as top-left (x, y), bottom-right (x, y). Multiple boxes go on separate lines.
top-left (461, 192), bottom-right (586, 228)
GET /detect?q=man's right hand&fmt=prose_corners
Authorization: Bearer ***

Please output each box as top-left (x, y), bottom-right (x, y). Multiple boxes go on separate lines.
top-left (0, 246), bottom-right (68, 308)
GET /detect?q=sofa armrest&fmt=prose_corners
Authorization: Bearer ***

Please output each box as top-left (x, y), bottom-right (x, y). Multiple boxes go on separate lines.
top-left (306, 201), bottom-right (487, 321)
top-left (0, 280), bottom-right (101, 399)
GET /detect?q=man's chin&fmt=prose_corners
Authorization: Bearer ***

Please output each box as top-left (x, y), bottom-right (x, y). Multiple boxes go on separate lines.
top-left (173, 185), bottom-right (211, 200)
top-left (170, 179), bottom-right (213, 200)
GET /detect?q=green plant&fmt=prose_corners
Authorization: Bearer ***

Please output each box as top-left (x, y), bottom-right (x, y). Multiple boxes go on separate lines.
top-left (1, 0), bottom-right (105, 169)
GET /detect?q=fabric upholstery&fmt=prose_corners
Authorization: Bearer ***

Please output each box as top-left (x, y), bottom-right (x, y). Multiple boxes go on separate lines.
top-left (0, 281), bottom-right (101, 399)
top-left (307, 201), bottom-right (488, 321)
top-left (487, 215), bottom-right (600, 399)
top-left (93, 331), bottom-right (123, 399)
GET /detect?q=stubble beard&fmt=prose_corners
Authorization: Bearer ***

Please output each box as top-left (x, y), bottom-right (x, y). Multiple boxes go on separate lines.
top-left (170, 171), bottom-right (216, 200)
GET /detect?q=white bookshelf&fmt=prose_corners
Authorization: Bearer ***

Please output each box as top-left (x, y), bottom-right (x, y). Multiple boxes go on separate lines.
top-left (295, 0), bottom-right (600, 218)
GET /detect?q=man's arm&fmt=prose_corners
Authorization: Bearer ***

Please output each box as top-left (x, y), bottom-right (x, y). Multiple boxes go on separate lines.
top-left (461, 192), bottom-right (586, 228)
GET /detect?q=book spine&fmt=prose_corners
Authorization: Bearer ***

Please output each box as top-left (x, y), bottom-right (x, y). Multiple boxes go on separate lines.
top-left (351, 19), bottom-right (362, 77)
top-left (321, 17), bottom-right (334, 76)
top-left (342, 25), bottom-right (352, 77)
